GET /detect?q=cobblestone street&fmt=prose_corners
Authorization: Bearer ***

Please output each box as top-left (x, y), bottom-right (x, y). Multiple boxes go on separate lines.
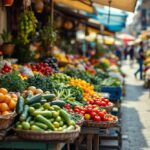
top-left (122, 62), bottom-right (150, 150)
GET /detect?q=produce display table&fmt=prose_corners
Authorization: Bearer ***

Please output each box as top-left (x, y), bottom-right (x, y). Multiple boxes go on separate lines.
top-left (75, 127), bottom-right (100, 150)
top-left (0, 135), bottom-right (73, 150)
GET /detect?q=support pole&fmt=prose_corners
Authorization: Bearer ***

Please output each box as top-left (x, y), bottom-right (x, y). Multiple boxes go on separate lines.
top-left (50, 0), bottom-right (54, 26)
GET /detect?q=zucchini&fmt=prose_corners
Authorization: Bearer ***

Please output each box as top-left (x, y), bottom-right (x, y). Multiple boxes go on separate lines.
top-left (42, 94), bottom-right (56, 101)
top-left (27, 92), bottom-right (33, 98)
top-left (35, 115), bottom-right (55, 130)
top-left (31, 125), bottom-right (44, 131)
top-left (33, 110), bottom-right (52, 118)
top-left (35, 122), bottom-right (48, 130)
top-left (41, 99), bottom-right (47, 104)
top-left (16, 124), bottom-right (23, 129)
top-left (22, 121), bottom-right (30, 130)
top-left (29, 107), bottom-right (35, 114)
top-left (43, 103), bottom-right (51, 110)
top-left (16, 96), bottom-right (24, 114)
top-left (52, 105), bottom-right (61, 111)
top-left (59, 109), bottom-right (71, 125)
top-left (50, 100), bottom-right (66, 107)
top-left (37, 107), bottom-right (44, 111)
top-left (20, 105), bottom-right (29, 121)
top-left (27, 94), bottom-right (42, 105)
top-left (31, 103), bottom-right (41, 109)
top-left (26, 116), bottom-right (32, 122)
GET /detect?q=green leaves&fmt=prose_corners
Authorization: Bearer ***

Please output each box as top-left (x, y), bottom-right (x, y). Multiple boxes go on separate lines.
top-left (0, 71), bottom-right (27, 92)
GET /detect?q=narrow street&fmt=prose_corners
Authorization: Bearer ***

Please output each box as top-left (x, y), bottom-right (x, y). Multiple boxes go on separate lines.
top-left (122, 62), bottom-right (150, 150)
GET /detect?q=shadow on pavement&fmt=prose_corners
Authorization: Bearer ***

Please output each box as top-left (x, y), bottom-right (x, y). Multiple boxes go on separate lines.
top-left (124, 83), bottom-right (148, 101)
top-left (121, 106), bottom-right (148, 150)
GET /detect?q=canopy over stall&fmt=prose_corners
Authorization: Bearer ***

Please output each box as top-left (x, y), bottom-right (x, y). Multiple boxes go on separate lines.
top-left (54, 0), bottom-right (137, 12)
top-left (87, 7), bottom-right (128, 32)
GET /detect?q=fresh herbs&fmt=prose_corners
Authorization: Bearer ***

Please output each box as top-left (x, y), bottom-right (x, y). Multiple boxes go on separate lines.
top-left (0, 71), bottom-right (27, 92)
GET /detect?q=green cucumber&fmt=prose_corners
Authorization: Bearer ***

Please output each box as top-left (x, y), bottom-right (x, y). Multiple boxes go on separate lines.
top-left (20, 105), bottom-right (29, 121)
top-left (43, 103), bottom-right (51, 110)
top-left (41, 99), bottom-right (47, 104)
top-left (16, 124), bottom-right (23, 129)
top-left (35, 115), bottom-right (55, 130)
top-left (33, 110), bottom-right (52, 118)
top-left (16, 96), bottom-right (24, 114)
top-left (30, 121), bottom-right (35, 125)
top-left (29, 107), bottom-right (35, 114)
top-left (52, 105), bottom-right (61, 111)
top-left (59, 109), bottom-right (71, 125)
top-left (22, 121), bottom-right (30, 130)
top-left (50, 100), bottom-right (66, 107)
top-left (31, 125), bottom-right (44, 131)
top-left (31, 103), bottom-right (41, 109)
top-left (37, 107), bottom-right (44, 111)
top-left (42, 94), bottom-right (56, 101)
top-left (26, 116), bottom-right (32, 122)
top-left (35, 122), bottom-right (48, 130)
top-left (27, 92), bottom-right (33, 98)
top-left (27, 94), bottom-right (42, 105)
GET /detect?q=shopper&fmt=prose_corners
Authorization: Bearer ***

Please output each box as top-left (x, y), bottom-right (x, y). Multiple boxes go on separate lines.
top-left (124, 46), bottom-right (128, 60)
top-left (115, 47), bottom-right (122, 61)
top-left (129, 45), bottom-right (135, 67)
top-left (134, 42), bottom-right (145, 80)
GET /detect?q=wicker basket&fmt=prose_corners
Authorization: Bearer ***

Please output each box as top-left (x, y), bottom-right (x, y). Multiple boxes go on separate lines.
top-left (14, 126), bottom-right (80, 141)
top-left (99, 103), bottom-right (114, 112)
top-left (0, 112), bottom-right (16, 130)
top-left (83, 119), bottom-right (118, 128)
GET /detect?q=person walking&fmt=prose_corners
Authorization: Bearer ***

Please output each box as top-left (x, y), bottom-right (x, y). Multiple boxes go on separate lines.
top-left (129, 45), bottom-right (135, 67)
top-left (134, 42), bottom-right (145, 80)
top-left (124, 46), bottom-right (128, 60)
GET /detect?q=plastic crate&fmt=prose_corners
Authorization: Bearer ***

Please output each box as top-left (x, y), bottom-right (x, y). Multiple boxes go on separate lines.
top-left (101, 86), bottom-right (122, 101)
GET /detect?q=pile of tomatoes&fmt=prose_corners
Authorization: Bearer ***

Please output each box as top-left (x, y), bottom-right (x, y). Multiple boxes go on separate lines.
top-left (30, 63), bottom-right (54, 76)
top-left (88, 97), bottom-right (112, 107)
top-left (64, 104), bottom-right (117, 122)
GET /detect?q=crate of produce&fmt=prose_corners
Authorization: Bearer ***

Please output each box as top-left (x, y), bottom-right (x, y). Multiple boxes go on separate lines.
top-left (101, 86), bottom-right (122, 101)
top-left (0, 112), bottom-right (16, 130)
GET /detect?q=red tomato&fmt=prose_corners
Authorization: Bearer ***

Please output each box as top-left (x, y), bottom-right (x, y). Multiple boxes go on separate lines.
top-left (95, 100), bottom-right (101, 106)
top-left (91, 112), bottom-right (97, 119)
top-left (93, 116), bottom-right (101, 122)
top-left (97, 111), bottom-right (105, 119)
top-left (89, 100), bottom-right (94, 104)
top-left (86, 107), bottom-right (92, 114)
top-left (103, 99), bottom-right (109, 105)
top-left (100, 101), bottom-right (107, 107)
top-left (80, 110), bottom-right (85, 115)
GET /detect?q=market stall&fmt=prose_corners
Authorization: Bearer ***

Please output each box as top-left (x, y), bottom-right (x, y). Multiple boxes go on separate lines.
top-left (0, 0), bottom-right (136, 149)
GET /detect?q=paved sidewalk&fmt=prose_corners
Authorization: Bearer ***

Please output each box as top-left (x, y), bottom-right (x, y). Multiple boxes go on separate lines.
top-left (121, 62), bottom-right (150, 150)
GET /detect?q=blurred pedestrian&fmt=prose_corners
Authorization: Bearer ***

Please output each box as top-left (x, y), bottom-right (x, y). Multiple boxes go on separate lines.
top-left (124, 46), bottom-right (128, 60)
top-left (115, 47), bottom-right (122, 61)
top-left (129, 45), bottom-right (135, 67)
top-left (134, 42), bottom-right (145, 80)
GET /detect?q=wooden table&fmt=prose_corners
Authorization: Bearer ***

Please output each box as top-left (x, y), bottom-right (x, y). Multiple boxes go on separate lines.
top-left (75, 127), bottom-right (100, 150)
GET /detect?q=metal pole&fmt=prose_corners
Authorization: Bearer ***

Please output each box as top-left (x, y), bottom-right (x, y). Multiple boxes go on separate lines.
top-left (108, 0), bottom-right (112, 24)
top-left (50, 0), bottom-right (54, 26)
